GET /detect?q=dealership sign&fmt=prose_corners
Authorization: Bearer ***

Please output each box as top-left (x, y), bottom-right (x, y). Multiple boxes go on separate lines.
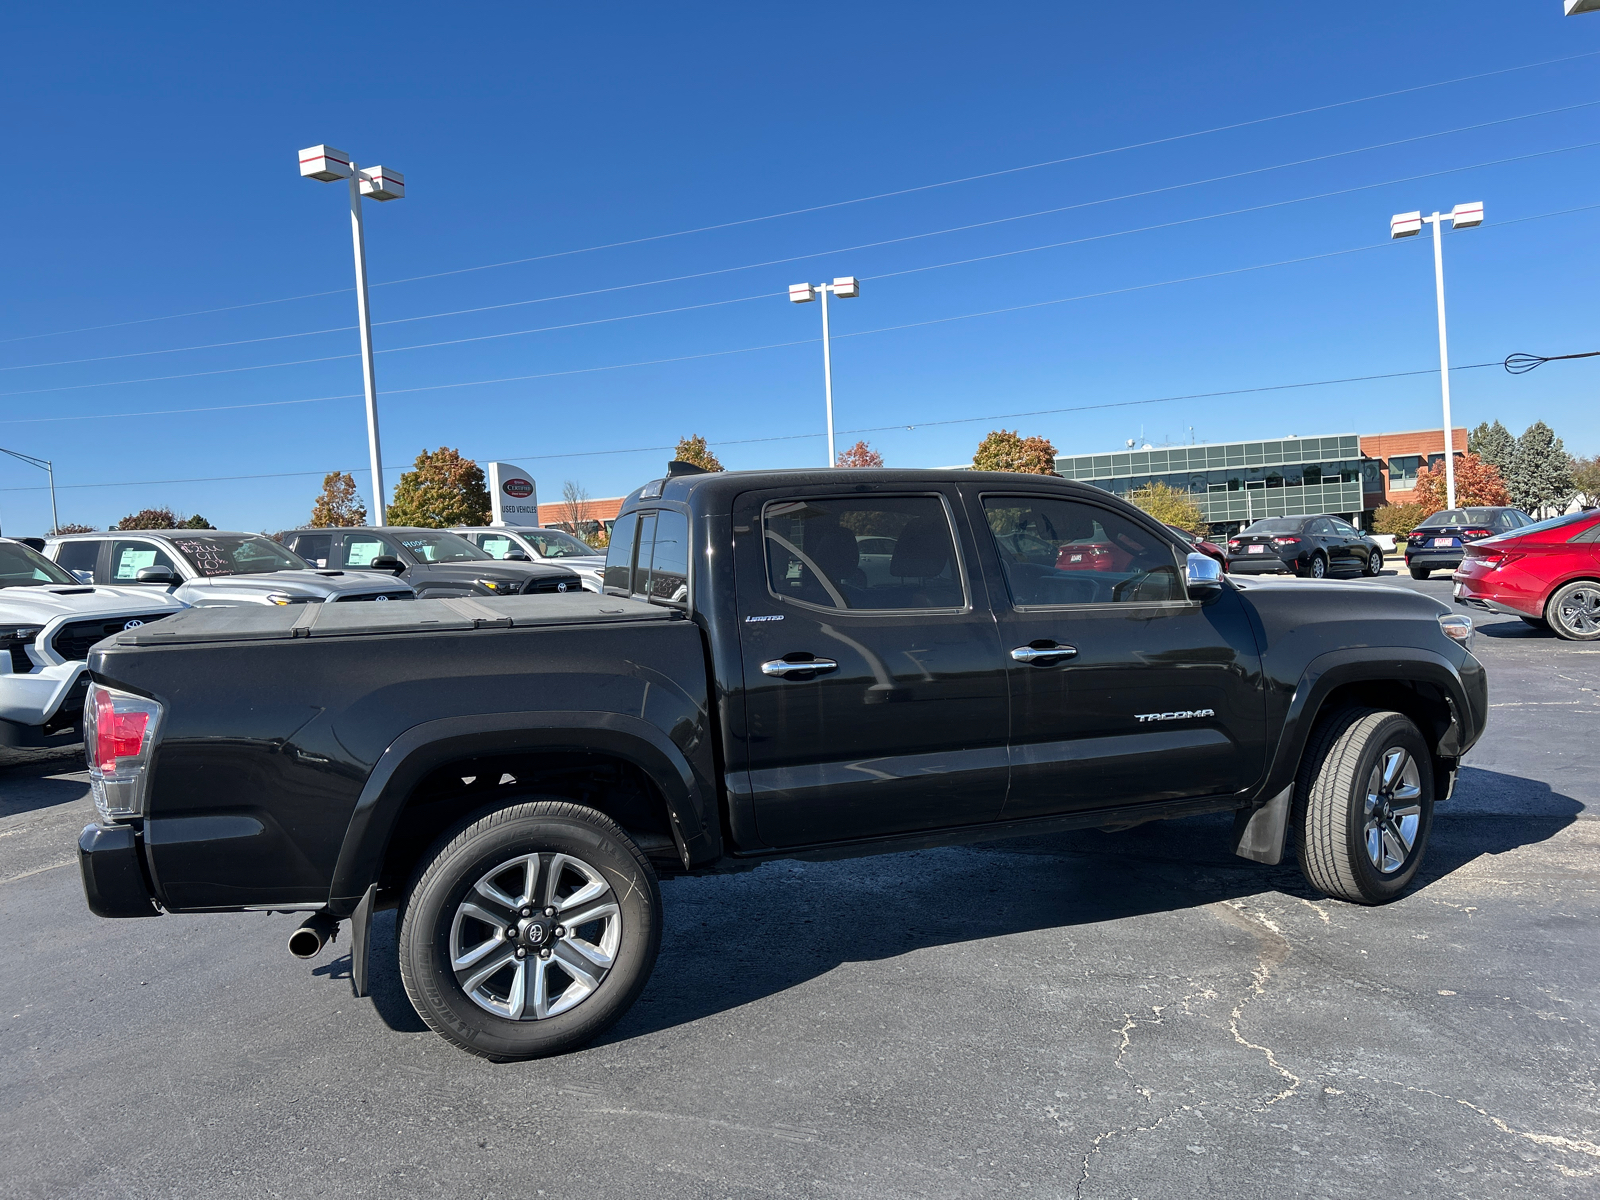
top-left (487, 462), bottom-right (538, 526)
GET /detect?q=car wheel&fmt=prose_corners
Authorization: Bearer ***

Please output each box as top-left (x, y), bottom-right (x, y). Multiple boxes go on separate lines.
top-left (1409, 567), bottom-right (1430, 580)
top-left (1308, 553), bottom-right (1328, 579)
top-left (398, 798), bottom-right (662, 1060)
top-left (1546, 580), bottom-right (1600, 642)
top-left (1294, 707), bottom-right (1434, 905)
top-left (1362, 549), bottom-right (1383, 577)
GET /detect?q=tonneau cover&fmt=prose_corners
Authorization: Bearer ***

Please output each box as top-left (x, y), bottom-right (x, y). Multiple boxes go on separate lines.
top-left (112, 593), bottom-right (676, 648)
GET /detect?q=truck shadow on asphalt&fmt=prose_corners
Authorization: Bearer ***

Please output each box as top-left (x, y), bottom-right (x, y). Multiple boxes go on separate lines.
top-left (0, 748), bottom-right (89, 818)
top-left (334, 766), bottom-right (1580, 1041)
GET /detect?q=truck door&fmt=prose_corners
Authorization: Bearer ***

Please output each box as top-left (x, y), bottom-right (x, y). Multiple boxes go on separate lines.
top-left (732, 487), bottom-right (1010, 848)
top-left (972, 490), bottom-right (1267, 820)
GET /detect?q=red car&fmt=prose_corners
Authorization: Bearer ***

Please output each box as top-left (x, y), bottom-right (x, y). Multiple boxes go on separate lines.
top-left (1166, 524), bottom-right (1229, 571)
top-left (1452, 509), bottom-right (1600, 641)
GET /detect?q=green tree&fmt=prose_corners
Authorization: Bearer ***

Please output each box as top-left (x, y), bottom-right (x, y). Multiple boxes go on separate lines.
top-left (386, 447), bottom-right (490, 528)
top-left (1571, 455), bottom-right (1600, 509)
top-left (181, 514), bottom-right (215, 529)
top-left (116, 507), bottom-right (179, 530)
top-left (1509, 422), bottom-right (1576, 516)
top-left (1468, 420), bottom-right (1515, 476)
top-left (309, 471), bottom-right (368, 527)
top-left (972, 429), bottom-right (1058, 474)
top-left (673, 435), bottom-right (724, 472)
top-left (1126, 481), bottom-right (1205, 534)
top-left (836, 440), bottom-right (884, 467)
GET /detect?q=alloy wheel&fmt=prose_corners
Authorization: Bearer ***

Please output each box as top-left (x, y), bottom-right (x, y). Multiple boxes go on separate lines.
top-left (1311, 555), bottom-right (1327, 579)
top-left (1363, 747), bottom-right (1423, 873)
top-left (450, 852), bottom-right (621, 1021)
top-left (1554, 585), bottom-right (1600, 638)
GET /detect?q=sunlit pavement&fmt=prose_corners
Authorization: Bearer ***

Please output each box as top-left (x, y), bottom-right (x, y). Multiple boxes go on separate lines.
top-left (2, 570), bottom-right (1595, 1199)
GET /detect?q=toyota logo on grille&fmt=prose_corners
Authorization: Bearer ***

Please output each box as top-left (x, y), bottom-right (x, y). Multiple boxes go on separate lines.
top-left (375, 594), bottom-right (390, 601)
top-left (122, 619), bottom-right (145, 630)
top-left (557, 582), bottom-right (568, 592)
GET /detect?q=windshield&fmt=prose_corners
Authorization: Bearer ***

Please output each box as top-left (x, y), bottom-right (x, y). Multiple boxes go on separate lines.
top-left (396, 531), bottom-right (490, 563)
top-left (520, 529), bottom-right (596, 558)
top-left (1243, 518), bottom-right (1305, 534)
top-left (168, 534), bottom-right (308, 577)
top-left (0, 541), bottom-right (81, 588)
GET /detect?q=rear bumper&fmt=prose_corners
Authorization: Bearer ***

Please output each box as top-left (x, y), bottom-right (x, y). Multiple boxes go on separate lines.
top-left (1452, 571), bottom-right (1543, 619)
top-left (1405, 547), bottom-right (1464, 568)
top-left (1226, 557), bottom-right (1293, 574)
top-left (78, 823), bottom-right (160, 918)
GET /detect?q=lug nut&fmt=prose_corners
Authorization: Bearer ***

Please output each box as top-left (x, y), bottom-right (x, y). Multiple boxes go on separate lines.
top-left (539, 947), bottom-right (552, 959)
top-left (545, 907), bottom-right (556, 917)
top-left (553, 926), bottom-right (565, 938)
top-left (505, 928), bottom-right (516, 940)
top-left (521, 908), bottom-right (532, 917)
top-left (515, 948), bottom-right (527, 959)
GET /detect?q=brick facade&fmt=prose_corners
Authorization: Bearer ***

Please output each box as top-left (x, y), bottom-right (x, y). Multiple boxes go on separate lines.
top-left (1359, 427), bottom-right (1467, 508)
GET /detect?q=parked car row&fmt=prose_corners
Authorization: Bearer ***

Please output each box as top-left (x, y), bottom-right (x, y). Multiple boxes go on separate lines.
top-left (1, 525), bottom-right (595, 750)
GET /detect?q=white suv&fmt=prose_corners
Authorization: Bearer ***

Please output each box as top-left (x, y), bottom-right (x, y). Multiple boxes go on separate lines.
top-left (449, 526), bottom-right (605, 593)
top-left (0, 538), bottom-right (184, 750)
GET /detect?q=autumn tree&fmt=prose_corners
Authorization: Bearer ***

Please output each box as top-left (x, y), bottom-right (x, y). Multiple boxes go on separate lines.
top-left (309, 471), bottom-right (368, 527)
top-left (51, 523), bottom-right (96, 535)
top-left (673, 435), bottom-right (724, 472)
top-left (1411, 451), bottom-right (1510, 515)
top-left (116, 507), bottom-right (179, 530)
top-left (1126, 481), bottom-right (1205, 535)
top-left (972, 429), bottom-right (1058, 475)
top-left (1508, 422), bottom-right (1576, 516)
top-left (1372, 503), bottom-right (1428, 536)
top-left (386, 447), bottom-right (490, 528)
top-left (836, 440), bottom-right (884, 468)
top-left (1571, 455), bottom-right (1600, 509)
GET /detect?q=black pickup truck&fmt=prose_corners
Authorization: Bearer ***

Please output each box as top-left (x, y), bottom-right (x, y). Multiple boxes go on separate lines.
top-left (77, 467), bottom-right (1487, 1060)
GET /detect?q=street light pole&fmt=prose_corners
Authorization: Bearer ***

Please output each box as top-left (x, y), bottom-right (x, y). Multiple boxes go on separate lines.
top-left (300, 146), bottom-right (405, 525)
top-left (0, 447), bottom-right (58, 536)
top-left (1390, 202), bottom-right (1482, 510)
top-left (789, 277), bottom-right (860, 466)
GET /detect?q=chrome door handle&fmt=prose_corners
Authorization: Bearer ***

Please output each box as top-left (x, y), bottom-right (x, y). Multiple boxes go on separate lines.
top-left (761, 657), bottom-right (839, 677)
top-left (1010, 644), bottom-right (1077, 664)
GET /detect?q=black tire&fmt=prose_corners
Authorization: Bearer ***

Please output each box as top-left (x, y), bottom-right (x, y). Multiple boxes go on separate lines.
top-left (1409, 567), bottom-right (1430, 580)
top-left (1362, 549), bottom-right (1383, 577)
top-left (1293, 708), bottom-right (1434, 905)
top-left (1546, 580), bottom-right (1600, 642)
top-left (398, 798), bottom-right (661, 1060)
top-left (1307, 553), bottom-right (1328, 580)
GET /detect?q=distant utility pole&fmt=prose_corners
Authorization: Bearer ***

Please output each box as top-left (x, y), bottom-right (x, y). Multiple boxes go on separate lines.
top-left (0, 447), bottom-right (59, 536)
top-left (1389, 202), bottom-right (1483, 511)
top-left (788, 277), bottom-right (860, 466)
top-left (298, 145), bottom-right (405, 525)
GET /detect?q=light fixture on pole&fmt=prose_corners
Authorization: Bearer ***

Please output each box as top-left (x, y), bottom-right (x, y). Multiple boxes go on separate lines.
top-left (1564, 1), bottom-right (1600, 14)
top-left (299, 145), bottom-right (405, 525)
top-left (788, 277), bottom-right (860, 466)
top-left (0, 447), bottom-right (59, 537)
top-left (1389, 201), bottom-right (1482, 510)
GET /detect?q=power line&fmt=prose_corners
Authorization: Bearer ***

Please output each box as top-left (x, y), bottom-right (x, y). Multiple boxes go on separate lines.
top-left (5, 47), bottom-right (1596, 348)
top-left (10, 96), bottom-right (1596, 375)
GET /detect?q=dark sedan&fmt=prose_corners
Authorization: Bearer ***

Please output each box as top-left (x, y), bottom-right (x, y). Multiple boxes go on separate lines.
top-left (1225, 514), bottom-right (1383, 578)
top-left (278, 527), bottom-right (582, 599)
top-left (1403, 506), bottom-right (1533, 580)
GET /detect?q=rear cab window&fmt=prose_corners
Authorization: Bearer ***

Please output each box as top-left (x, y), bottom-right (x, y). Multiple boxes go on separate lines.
top-left (603, 509), bottom-right (690, 606)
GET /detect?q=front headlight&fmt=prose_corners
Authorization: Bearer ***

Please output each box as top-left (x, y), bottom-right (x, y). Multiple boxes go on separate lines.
top-left (476, 578), bottom-right (515, 594)
top-left (1438, 613), bottom-right (1474, 652)
top-left (1, 625), bottom-right (44, 673)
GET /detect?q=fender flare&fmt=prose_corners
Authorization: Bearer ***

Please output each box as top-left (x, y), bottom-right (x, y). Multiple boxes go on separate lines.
top-left (326, 710), bottom-right (719, 915)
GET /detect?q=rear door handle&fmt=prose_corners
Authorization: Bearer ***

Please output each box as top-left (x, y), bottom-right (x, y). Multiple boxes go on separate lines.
top-left (761, 657), bottom-right (840, 678)
top-left (1010, 644), bottom-right (1077, 664)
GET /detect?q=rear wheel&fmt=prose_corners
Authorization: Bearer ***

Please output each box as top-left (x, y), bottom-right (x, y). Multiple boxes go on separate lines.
top-left (398, 799), bottom-right (661, 1060)
top-left (1294, 708), bottom-right (1434, 905)
top-left (1409, 567), bottom-right (1430, 580)
top-left (1362, 549), bottom-right (1383, 577)
top-left (1306, 553), bottom-right (1328, 579)
top-left (1547, 581), bottom-right (1600, 642)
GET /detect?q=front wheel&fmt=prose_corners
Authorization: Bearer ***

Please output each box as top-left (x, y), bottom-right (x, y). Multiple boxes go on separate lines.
top-left (1294, 708), bottom-right (1434, 904)
top-left (1362, 549), bottom-right (1383, 577)
top-left (398, 799), bottom-right (662, 1060)
top-left (1547, 581), bottom-right (1600, 641)
top-left (1409, 567), bottom-right (1430, 580)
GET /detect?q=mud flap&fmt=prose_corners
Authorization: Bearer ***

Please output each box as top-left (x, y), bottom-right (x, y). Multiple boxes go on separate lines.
top-left (349, 884), bottom-right (377, 998)
top-left (1231, 784), bottom-right (1294, 865)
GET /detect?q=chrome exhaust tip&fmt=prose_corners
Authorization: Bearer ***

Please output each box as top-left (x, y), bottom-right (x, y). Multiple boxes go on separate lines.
top-left (287, 912), bottom-right (339, 959)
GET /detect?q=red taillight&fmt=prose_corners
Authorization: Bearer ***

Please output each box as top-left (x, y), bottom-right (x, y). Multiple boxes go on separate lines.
top-left (1461, 527), bottom-right (1493, 539)
top-left (94, 688), bottom-right (150, 773)
top-left (1273, 537), bottom-right (1302, 545)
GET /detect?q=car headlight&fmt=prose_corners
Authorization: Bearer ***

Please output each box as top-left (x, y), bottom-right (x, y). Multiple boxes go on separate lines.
top-left (1, 625), bottom-right (44, 673)
top-left (84, 682), bottom-right (163, 821)
top-left (1438, 613), bottom-right (1474, 652)
top-left (476, 578), bottom-right (515, 594)
top-left (265, 592), bottom-right (295, 606)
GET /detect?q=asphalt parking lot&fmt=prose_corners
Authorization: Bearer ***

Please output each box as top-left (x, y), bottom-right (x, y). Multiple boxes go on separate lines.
top-left (2, 570), bottom-right (1596, 1199)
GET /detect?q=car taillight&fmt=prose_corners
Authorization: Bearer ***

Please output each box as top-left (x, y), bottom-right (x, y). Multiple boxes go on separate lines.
top-left (1460, 527), bottom-right (1493, 540)
top-left (1273, 537), bottom-right (1302, 545)
top-left (84, 682), bottom-right (162, 821)
top-left (1227, 540), bottom-right (1241, 549)
top-left (1467, 546), bottom-right (1522, 571)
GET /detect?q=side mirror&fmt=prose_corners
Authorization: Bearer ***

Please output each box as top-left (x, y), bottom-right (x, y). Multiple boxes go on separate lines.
top-left (1186, 552), bottom-right (1223, 598)
top-left (135, 566), bottom-right (177, 585)
top-left (369, 555), bottom-right (404, 573)
top-left (505, 551), bottom-right (531, 561)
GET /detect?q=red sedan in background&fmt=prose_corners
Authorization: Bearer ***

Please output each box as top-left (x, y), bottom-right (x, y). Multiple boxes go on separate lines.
top-left (1167, 524), bottom-right (1229, 571)
top-left (1453, 508), bottom-right (1600, 641)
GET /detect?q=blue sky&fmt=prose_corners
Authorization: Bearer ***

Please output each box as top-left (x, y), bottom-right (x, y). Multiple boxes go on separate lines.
top-left (2, 2), bottom-right (1597, 533)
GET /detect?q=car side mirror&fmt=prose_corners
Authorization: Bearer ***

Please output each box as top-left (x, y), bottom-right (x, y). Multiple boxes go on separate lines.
top-left (135, 566), bottom-right (177, 585)
top-left (369, 555), bottom-right (404, 573)
top-left (1186, 552), bottom-right (1223, 598)
top-left (504, 551), bottom-right (531, 561)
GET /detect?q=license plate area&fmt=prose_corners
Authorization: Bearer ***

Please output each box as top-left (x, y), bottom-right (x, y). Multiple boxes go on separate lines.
top-left (1433, 537), bottom-right (1456, 547)
top-left (1248, 545), bottom-right (1266, 554)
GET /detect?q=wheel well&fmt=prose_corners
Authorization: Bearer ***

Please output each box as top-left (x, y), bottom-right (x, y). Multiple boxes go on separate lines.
top-left (376, 752), bottom-right (679, 897)
top-left (1309, 679), bottom-right (1457, 794)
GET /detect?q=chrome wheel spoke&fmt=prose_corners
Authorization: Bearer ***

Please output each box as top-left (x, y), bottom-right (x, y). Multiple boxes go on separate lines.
top-left (506, 958), bottom-right (529, 1019)
top-left (461, 947), bottom-right (517, 995)
top-left (1381, 748), bottom-right (1408, 791)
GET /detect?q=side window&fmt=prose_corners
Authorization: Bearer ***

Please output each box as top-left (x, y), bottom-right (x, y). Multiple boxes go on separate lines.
top-left (640, 510), bottom-right (690, 604)
top-left (54, 540), bottom-right (100, 580)
top-left (478, 534), bottom-right (516, 559)
top-left (1308, 518), bottom-right (1334, 536)
top-left (1331, 519), bottom-right (1358, 536)
top-left (109, 540), bottom-right (179, 582)
top-left (983, 496), bottom-right (1182, 607)
top-left (292, 533), bottom-right (332, 568)
top-left (762, 495), bottom-right (964, 611)
top-left (603, 512), bottom-right (639, 594)
top-left (340, 535), bottom-right (397, 568)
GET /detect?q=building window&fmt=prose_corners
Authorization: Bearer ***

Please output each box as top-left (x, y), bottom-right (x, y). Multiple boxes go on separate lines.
top-left (1389, 456), bottom-right (1422, 488)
